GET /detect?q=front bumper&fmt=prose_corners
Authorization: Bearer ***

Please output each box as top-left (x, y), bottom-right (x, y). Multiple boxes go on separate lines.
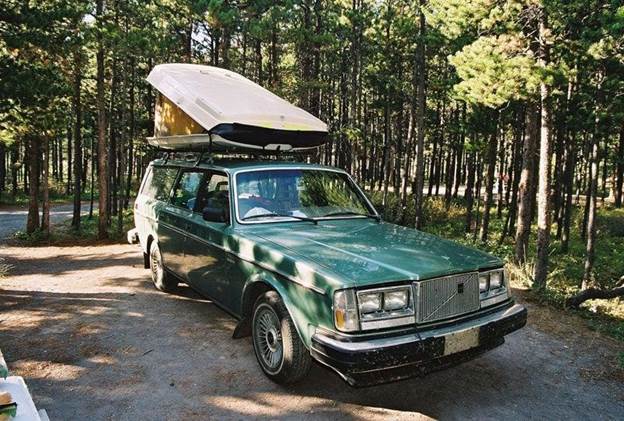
top-left (310, 302), bottom-right (527, 387)
top-left (127, 228), bottom-right (139, 245)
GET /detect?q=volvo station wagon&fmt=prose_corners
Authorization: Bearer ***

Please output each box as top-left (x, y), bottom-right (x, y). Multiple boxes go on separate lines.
top-left (128, 156), bottom-right (527, 386)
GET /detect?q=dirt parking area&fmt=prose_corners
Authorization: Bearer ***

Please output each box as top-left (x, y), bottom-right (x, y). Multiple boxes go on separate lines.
top-left (0, 243), bottom-right (623, 420)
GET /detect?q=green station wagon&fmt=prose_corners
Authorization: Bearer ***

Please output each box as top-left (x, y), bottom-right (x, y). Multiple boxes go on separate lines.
top-left (128, 156), bottom-right (527, 387)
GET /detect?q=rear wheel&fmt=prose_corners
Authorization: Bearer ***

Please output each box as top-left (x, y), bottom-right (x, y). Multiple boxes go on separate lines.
top-left (149, 242), bottom-right (178, 292)
top-left (252, 291), bottom-right (311, 384)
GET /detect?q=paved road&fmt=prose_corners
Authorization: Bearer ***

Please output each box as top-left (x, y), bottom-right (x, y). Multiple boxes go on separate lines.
top-left (0, 243), bottom-right (622, 420)
top-left (0, 202), bottom-right (96, 239)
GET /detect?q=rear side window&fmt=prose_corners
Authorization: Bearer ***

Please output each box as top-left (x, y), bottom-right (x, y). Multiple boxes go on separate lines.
top-left (172, 171), bottom-right (205, 210)
top-left (140, 166), bottom-right (178, 201)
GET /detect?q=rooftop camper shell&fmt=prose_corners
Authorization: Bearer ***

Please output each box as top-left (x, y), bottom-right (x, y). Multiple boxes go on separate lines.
top-left (146, 63), bottom-right (328, 153)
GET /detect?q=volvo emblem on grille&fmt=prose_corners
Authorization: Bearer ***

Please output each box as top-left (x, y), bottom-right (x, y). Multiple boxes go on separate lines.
top-left (457, 282), bottom-right (464, 294)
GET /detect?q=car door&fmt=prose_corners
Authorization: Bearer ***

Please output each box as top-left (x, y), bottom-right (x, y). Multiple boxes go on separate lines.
top-left (183, 171), bottom-right (239, 312)
top-left (158, 169), bottom-right (205, 278)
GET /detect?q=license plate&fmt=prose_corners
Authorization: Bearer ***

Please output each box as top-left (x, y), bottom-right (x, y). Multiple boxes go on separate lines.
top-left (443, 327), bottom-right (479, 356)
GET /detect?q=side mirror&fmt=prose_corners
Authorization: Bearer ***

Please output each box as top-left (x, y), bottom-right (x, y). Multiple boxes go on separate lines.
top-left (202, 206), bottom-right (229, 223)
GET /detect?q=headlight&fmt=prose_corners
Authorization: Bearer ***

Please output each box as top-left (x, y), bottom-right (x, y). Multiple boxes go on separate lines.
top-left (384, 289), bottom-right (409, 311)
top-left (479, 268), bottom-right (509, 308)
top-left (359, 292), bottom-right (382, 314)
top-left (357, 286), bottom-right (414, 330)
top-left (333, 289), bottom-right (359, 332)
top-left (489, 271), bottom-right (503, 289)
top-left (479, 274), bottom-right (489, 292)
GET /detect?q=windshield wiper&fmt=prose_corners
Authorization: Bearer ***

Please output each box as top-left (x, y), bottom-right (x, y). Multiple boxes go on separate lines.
top-left (241, 212), bottom-right (318, 225)
top-left (321, 211), bottom-right (381, 222)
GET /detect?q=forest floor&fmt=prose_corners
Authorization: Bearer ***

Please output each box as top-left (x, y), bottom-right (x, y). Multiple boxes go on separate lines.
top-left (1, 242), bottom-right (623, 420)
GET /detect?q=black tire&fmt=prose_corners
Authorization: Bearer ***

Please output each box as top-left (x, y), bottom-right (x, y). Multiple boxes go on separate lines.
top-left (252, 291), bottom-right (311, 384)
top-left (149, 241), bottom-right (178, 292)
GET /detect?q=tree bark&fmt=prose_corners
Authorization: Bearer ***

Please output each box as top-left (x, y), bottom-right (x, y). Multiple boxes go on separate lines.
top-left (413, 0), bottom-right (426, 229)
top-left (615, 125), bottom-right (624, 208)
top-left (0, 142), bottom-right (5, 195)
top-left (500, 109), bottom-right (524, 244)
top-left (479, 125), bottom-right (498, 243)
top-left (66, 124), bottom-right (72, 195)
top-left (566, 277), bottom-right (624, 308)
top-left (582, 128), bottom-right (599, 289)
top-left (96, 0), bottom-right (109, 239)
top-left (561, 137), bottom-right (576, 252)
top-left (533, 13), bottom-right (553, 290)
top-left (41, 136), bottom-right (50, 236)
top-left (72, 50), bottom-right (83, 229)
top-left (514, 103), bottom-right (538, 264)
top-left (26, 136), bottom-right (40, 234)
top-left (10, 145), bottom-right (18, 197)
top-left (464, 150), bottom-right (476, 232)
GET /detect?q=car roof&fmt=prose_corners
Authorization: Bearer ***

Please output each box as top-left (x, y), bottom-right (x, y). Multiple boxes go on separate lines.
top-left (150, 158), bottom-right (343, 174)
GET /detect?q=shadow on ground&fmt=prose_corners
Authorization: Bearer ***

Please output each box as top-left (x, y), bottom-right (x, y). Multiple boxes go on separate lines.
top-left (0, 244), bottom-right (622, 420)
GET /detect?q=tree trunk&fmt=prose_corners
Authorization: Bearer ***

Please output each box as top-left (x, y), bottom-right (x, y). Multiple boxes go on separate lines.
top-left (66, 124), bottom-right (72, 195)
top-left (514, 103), bottom-right (539, 264)
top-left (464, 150), bottom-right (476, 232)
top-left (72, 50), bottom-right (83, 229)
top-left (582, 128), bottom-right (599, 289)
top-left (26, 136), bottom-right (40, 234)
top-left (533, 13), bottom-right (553, 290)
top-left (125, 58), bottom-right (136, 210)
top-left (10, 145), bottom-right (18, 197)
top-left (561, 137), bottom-right (576, 252)
top-left (472, 159), bottom-right (483, 241)
top-left (96, 0), bottom-right (109, 239)
top-left (41, 136), bottom-right (50, 236)
top-left (413, 0), bottom-right (426, 229)
top-left (89, 134), bottom-right (95, 219)
top-left (479, 126), bottom-right (498, 243)
top-left (615, 125), bottom-right (624, 208)
top-left (0, 142), bottom-right (5, 195)
top-left (566, 278), bottom-right (624, 308)
top-left (500, 111), bottom-right (524, 244)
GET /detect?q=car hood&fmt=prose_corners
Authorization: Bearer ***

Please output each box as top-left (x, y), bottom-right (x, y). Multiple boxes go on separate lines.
top-left (243, 219), bottom-right (502, 288)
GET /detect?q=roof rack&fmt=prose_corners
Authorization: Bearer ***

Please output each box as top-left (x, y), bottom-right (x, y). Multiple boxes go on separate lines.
top-left (154, 146), bottom-right (312, 166)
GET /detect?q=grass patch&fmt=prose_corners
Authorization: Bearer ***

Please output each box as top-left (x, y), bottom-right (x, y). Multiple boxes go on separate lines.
top-left (13, 209), bottom-right (133, 246)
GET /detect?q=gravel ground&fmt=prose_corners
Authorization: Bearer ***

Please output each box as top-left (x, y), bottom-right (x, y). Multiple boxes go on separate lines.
top-left (0, 243), bottom-right (623, 420)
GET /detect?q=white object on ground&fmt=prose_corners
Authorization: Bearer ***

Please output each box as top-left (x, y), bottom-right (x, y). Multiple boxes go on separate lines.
top-left (0, 377), bottom-right (41, 421)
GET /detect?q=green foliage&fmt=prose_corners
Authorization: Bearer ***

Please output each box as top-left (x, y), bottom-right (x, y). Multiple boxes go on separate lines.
top-left (450, 34), bottom-right (540, 107)
top-left (14, 208), bottom-right (134, 246)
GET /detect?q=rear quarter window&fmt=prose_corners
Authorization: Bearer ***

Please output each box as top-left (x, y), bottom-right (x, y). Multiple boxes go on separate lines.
top-left (140, 166), bottom-right (178, 201)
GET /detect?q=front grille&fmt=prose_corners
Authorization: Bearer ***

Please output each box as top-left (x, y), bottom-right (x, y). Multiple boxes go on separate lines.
top-left (414, 272), bottom-right (480, 323)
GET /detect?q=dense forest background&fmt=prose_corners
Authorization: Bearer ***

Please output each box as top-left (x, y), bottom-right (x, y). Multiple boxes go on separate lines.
top-left (1, 1), bottom-right (623, 311)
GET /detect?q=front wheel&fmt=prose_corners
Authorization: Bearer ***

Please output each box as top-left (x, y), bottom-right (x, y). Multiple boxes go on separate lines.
top-left (149, 241), bottom-right (178, 292)
top-left (252, 291), bottom-right (311, 384)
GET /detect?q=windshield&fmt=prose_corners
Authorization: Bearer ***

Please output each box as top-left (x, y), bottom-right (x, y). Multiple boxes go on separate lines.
top-left (235, 169), bottom-right (375, 222)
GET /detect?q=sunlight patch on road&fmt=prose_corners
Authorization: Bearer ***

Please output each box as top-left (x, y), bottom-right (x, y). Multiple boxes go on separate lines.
top-left (203, 393), bottom-right (434, 420)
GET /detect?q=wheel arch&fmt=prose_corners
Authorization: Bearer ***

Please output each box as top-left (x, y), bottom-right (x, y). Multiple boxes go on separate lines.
top-left (233, 273), bottom-right (315, 349)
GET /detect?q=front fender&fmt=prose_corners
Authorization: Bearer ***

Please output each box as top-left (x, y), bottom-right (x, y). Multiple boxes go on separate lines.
top-left (238, 271), bottom-right (332, 349)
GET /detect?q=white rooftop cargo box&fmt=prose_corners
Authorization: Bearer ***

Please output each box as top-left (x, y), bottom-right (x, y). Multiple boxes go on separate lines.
top-left (146, 63), bottom-right (328, 152)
